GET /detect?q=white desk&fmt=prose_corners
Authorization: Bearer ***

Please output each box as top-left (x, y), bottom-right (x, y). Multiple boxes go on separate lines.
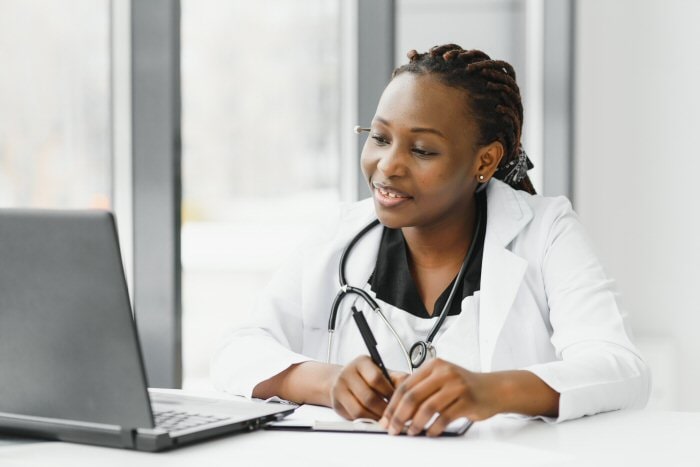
top-left (0, 408), bottom-right (698, 467)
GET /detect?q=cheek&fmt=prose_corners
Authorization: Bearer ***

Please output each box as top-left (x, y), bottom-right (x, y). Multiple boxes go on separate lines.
top-left (417, 166), bottom-right (470, 197)
top-left (359, 144), bottom-right (375, 178)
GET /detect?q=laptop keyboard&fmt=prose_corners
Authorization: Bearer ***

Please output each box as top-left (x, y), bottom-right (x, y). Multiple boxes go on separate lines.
top-left (153, 409), bottom-right (230, 432)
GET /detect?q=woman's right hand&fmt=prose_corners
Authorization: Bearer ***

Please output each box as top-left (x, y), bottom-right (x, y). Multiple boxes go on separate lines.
top-left (330, 355), bottom-right (408, 420)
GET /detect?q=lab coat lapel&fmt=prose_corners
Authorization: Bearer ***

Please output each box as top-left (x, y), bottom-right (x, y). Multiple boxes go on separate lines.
top-left (303, 200), bottom-right (379, 330)
top-left (478, 180), bottom-right (532, 371)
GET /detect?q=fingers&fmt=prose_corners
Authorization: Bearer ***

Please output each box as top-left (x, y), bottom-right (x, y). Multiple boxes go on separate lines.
top-left (335, 387), bottom-right (383, 420)
top-left (380, 361), bottom-right (436, 429)
top-left (355, 357), bottom-right (395, 400)
top-left (404, 385), bottom-right (462, 436)
top-left (389, 371), bottom-right (410, 388)
top-left (383, 378), bottom-right (460, 435)
top-left (332, 371), bottom-right (384, 419)
top-left (425, 400), bottom-right (463, 437)
top-left (346, 367), bottom-right (389, 419)
top-left (331, 356), bottom-right (403, 420)
top-left (380, 359), bottom-right (476, 436)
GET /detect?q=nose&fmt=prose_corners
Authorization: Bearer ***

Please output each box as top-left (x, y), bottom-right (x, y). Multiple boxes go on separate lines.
top-left (375, 144), bottom-right (408, 178)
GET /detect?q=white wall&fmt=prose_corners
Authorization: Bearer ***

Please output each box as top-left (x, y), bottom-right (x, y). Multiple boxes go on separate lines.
top-left (576, 0), bottom-right (700, 410)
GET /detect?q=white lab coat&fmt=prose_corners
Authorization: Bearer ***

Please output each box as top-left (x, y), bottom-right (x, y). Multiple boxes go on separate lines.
top-left (211, 179), bottom-right (650, 422)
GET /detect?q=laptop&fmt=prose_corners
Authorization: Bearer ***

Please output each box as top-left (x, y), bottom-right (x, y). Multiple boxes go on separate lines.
top-left (0, 209), bottom-right (295, 451)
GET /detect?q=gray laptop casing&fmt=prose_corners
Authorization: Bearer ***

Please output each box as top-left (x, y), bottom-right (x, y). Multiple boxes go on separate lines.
top-left (0, 210), bottom-right (293, 451)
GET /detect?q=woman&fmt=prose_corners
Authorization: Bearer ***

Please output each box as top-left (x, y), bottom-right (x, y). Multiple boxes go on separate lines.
top-left (211, 44), bottom-right (650, 436)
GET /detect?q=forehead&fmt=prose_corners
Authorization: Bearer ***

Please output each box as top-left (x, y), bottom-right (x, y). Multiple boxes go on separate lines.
top-left (375, 73), bottom-right (475, 138)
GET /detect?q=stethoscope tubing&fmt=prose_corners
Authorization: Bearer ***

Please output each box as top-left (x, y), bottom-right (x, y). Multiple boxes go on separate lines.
top-left (327, 289), bottom-right (415, 372)
top-left (326, 190), bottom-right (485, 371)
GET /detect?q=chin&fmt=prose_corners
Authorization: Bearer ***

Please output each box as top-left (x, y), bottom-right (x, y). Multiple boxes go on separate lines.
top-left (373, 204), bottom-right (414, 230)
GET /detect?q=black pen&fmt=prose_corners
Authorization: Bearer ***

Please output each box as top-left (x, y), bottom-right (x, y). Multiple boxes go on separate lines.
top-left (351, 305), bottom-right (394, 388)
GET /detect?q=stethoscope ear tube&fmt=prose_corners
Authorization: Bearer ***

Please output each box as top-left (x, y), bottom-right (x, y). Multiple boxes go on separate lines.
top-left (337, 219), bottom-right (381, 287)
top-left (329, 218), bottom-right (381, 333)
top-left (328, 290), bottom-right (345, 332)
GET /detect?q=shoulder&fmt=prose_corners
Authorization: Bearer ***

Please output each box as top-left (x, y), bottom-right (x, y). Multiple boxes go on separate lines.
top-left (331, 197), bottom-right (377, 243)
top-left (338, 197), bottom-right (376, 229)
top-left (486, 179), bottom-right (575, 248)
top-left (297, 197), bottom-right (376, 254)
top-left (491, 178), bottom-right (572, 217)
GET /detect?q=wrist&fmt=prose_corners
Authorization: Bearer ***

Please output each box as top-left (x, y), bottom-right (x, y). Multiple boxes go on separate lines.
top-left (487, 370), bottom-right (560, 418)
top-left (321, 364), bottom-right (342, 406)
top-left (491, 371), bottom-right (518, 414)
top-left (285, 361), bottom-right (341, 406)
top-left (475, 371), bottom-right (514, 416)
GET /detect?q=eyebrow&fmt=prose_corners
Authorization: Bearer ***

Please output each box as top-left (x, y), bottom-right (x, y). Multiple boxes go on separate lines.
top-left (373, 116), bottom-right (447, 139)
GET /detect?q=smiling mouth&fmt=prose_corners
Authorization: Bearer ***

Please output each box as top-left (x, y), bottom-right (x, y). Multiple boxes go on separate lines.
top-left (372, 182), bottom-right (412, 208)
top-left (376, 186), bottom-right (410, 199)
top-left (372, 182), bottom-right (411, 199)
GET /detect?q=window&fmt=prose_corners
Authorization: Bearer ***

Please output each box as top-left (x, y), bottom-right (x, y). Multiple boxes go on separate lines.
top-left (0, 0), bottom-right (111, 209)
top-left (181, 0), bottom-right (343, 388)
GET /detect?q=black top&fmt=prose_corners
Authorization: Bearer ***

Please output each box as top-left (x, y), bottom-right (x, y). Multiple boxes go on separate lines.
top-left (369, 193), bottom-right (487, 319)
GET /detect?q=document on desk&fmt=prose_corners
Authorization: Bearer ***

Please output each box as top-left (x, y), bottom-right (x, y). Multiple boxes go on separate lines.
top-left (264, 404), bottom-right (472, 436)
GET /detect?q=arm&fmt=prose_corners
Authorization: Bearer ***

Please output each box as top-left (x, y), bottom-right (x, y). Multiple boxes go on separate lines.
top-left (380, 359), bottom-right (558, 436)
top-left (252, 361), bottom-right (341, 406)
top-left (524, 198), bottom-right (650, 421)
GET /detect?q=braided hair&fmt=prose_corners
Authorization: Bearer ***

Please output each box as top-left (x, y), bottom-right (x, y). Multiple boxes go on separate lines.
top-left (393, 44), bottom-right (536, 194)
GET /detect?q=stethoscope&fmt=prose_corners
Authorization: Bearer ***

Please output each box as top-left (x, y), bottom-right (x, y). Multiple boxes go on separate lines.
top-left (326, 189), bottom-right (486, 372)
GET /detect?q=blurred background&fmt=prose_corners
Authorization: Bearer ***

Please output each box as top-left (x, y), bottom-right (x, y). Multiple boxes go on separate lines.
top-left (1, 0), bottom-right (697, 411)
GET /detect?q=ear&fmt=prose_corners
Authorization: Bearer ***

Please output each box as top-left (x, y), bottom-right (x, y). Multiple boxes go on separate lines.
top-left (474, 140), bottom-right (505, 181)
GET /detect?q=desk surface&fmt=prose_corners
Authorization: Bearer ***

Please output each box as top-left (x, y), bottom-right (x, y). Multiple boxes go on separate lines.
top-left (0, 404), bottom-right (698, 467)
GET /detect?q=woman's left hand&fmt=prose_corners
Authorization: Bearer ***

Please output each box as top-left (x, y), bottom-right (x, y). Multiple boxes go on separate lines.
top-left (378, 358), bottom-right (503, 437)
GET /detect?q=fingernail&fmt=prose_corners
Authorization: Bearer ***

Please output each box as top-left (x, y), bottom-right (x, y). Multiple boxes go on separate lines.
top-left (388, 425), bottom-right (399, 435)
top-left (379, 417), bottom-right (388, 428)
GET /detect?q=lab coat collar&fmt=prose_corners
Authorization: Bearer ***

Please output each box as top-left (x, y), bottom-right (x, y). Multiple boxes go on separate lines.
top-left (483, 178), bottom-right (534, 247)
top-left (479, 179), bottom-right (533, 370)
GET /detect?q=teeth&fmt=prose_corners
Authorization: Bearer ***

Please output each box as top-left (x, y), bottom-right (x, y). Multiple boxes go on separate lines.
top-left (377, 187), bottom-right (404, 199)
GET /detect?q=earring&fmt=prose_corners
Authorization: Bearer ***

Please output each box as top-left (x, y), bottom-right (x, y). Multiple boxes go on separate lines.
top-left (475, 174), bottom-right (489, 193)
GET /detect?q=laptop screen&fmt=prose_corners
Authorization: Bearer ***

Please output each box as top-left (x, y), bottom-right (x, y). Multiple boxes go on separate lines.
top-left (0, 210), bottom-right (154, 429)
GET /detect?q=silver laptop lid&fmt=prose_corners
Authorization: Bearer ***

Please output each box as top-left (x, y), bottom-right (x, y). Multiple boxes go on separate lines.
top-left (0, 210), bottom-right (153, 430)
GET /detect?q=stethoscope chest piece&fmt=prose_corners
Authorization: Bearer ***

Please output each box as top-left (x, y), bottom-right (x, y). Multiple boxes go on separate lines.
top-left (409, 340), bottom-right (436, 369)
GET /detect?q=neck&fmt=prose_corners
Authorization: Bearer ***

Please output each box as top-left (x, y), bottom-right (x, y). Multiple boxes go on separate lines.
top-left (401, 198), bottom-right (477, 270)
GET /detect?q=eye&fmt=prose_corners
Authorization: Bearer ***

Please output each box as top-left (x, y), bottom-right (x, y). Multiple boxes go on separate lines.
top-left (370, 133), bottom-right (390, 146)
top-left (412, 147), bottom-right (439, 158)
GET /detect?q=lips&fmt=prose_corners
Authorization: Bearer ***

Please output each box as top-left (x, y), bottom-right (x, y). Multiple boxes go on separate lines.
top-left (372, 182), bottom-right (412, 199)
top-left (372, 181), bottom-right (412, 208)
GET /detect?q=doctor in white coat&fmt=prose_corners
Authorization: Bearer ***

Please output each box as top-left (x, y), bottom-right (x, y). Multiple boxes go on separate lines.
top-left (211, 44), bottom-right (650, 436)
